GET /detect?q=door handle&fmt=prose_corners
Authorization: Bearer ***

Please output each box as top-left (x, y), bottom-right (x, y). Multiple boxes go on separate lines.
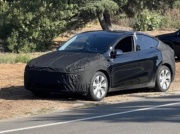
top-left (136, 45), bottom-right (141, 51)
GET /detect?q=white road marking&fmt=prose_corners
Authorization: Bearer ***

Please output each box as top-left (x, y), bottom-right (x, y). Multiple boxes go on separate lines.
top-left (0, 102), bottom-right (180, 134)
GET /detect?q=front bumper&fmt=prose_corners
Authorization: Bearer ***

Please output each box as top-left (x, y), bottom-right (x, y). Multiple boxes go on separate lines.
top-left (24, 66), bottom-right (90, 94)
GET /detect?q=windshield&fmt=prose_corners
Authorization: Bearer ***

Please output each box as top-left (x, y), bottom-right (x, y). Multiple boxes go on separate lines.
top-left (59, 33), bottom-right (119, 53)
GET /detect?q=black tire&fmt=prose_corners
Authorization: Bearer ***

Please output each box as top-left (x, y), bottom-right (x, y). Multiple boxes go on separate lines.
top-left (154, 65), bottom-right (172, 92)
top-left (30, 89), bottom-right (50, 97)
top-left (88, 72), bottom-right (108, 101)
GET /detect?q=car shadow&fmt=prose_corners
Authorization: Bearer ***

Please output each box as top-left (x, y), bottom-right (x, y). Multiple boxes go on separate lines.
top-left (107, 88), bottom-right (153, 97)
top-left (0, 86), bottom-right (87, 101)
top-left (0, 86), bottom-right (155, 101)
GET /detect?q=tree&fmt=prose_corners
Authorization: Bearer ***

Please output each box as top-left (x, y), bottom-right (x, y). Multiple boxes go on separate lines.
top-left (0, 0), bottom-right (79, 53)
top-left (80, 0), bottom-right (119, 30)
top-left (0, 0), bottom-right (178, 52)
top-left (78, 0), bottom-right (176, 30)
top-left (120, 0), bottom-right (177, 17)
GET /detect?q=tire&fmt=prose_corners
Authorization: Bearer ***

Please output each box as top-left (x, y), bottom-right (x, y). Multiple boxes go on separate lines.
top-left (154, 65), bottom-right (172, 92)
top-left (88, 72), bottom-right (108, 101)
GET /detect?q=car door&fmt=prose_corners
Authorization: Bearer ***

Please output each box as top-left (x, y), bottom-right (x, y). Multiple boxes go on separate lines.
top-left (109, 35), bottom-right (142, 89)
top-left (136, 34), bottom-right (161, 85)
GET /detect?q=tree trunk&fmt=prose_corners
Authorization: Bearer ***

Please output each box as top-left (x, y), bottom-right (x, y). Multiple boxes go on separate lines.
top-left (97, 12), bottom-right (112, 31)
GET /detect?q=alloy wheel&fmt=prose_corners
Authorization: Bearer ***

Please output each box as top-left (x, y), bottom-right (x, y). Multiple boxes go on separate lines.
top-left (159, 68), bottom-right (171, 90)
top-left (92, 75), bottom-right (107, 99)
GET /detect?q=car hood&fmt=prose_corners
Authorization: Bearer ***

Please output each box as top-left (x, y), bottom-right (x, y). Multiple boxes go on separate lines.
top-left (27, 51), bottom-right (107, 73)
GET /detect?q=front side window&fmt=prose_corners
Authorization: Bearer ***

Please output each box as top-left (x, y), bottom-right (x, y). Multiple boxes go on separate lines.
top-left (115, 36), bottom-right (134, 53)
top-left (137, 35), bottom-right (159, 50)
top-left (59, 34), bottom-right (119, 53)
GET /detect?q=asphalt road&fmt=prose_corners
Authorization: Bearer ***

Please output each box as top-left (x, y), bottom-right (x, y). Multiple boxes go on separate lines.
top-left (0, 94), bottom-right (180, 134)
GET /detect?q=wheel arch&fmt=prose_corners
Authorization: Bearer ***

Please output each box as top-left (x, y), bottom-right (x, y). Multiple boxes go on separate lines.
top-left (154, 63), bottom-right (173, 92)
top-left (157, 63), bottom-right (174, 82)
top-left (162, 63), bottom-right (173, 78)
top-left (154, 63), bottom-right (173, 82)
top-left (97, 70), bottom-right (111, 90)
top-left (163, 41), bottom-right (174, 50)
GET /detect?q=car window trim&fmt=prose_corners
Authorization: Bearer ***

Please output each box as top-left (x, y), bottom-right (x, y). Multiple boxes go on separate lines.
top-left (136, 33), bottom-right (159, 50)
top-left (112, 34), bottom-right (136, 54)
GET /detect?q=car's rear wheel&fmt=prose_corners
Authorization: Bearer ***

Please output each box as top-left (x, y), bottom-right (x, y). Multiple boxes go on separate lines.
top-left (154, 65), bottom-right (172, 92)
top-left (88, 72), bottom-right (108, 101)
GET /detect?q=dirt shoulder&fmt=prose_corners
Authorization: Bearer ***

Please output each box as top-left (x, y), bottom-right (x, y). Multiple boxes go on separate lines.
top-left (0, 29), bottom-right (180, 120)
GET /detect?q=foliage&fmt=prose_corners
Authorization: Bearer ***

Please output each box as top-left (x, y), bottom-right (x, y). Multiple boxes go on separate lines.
top-left (81, 0), bottom-right (119, 15)
top-left (0, 0), bottom-right (179, 53)
top-left (0, 52), bottom-right (44, 64)
top-left (15, 54), bottom-right (31, 63)
top-left (119, 0), bottom-right (176, 17)
top-left (0, 53), bottom-right (30, 63)
top-left (133, 10), bottom-right (162, 31)
top-left (80, 0), bottom-right (119, 30)
top-left (174, 0), bottom-right (180, 8)
top-left (0, 0), bottom-right (79, 53)
top-left (160, 8), bottom-right (180, 29)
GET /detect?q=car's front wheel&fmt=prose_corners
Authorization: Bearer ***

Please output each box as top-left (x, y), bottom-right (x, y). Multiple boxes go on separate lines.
top-left (154, 65), bottom-right (172, 92)
top-left (88, 72), bottom-right (108, 101)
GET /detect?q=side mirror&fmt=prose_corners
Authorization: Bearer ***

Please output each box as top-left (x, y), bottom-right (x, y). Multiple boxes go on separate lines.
top-left (115, 49), bottom-right (123, 56)
top-left (109, 49), bottom-right (123, 58)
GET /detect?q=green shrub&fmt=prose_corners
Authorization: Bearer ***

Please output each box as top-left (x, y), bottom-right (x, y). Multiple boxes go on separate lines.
top-left (174, 1), bottom-right (180, 8)
top-left (0, 55), bottom-right (15, 64)
top-left (160, 8), bottom-right (180, 30)
top-left (15, 54), bottom-right (31, 63)
top-left (0, 1), bottom-right (79, 53)
top-left (112, 14), bottom-right (134, 28)
top-left (0, 52), bottom-right (44, 64)
top-left (133, 10), bottom-right (162, 31)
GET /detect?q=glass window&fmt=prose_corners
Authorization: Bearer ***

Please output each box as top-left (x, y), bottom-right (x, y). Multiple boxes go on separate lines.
top-left (115, 36), bottom-right (134, 53)
top-left (59, 34), bottom-right (119, 53)
top-left (137, 35), bottom-right (159, 50)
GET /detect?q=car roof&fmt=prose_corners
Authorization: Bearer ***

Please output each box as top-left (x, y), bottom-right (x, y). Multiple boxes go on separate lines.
top-left (80, 30), bottom-right (132, 36)
top-left (79, 30), bottom-right (152, 37)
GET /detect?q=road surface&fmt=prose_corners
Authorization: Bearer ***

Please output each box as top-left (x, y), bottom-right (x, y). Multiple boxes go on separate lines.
top-left (0, 94), bottom-right (180, 134)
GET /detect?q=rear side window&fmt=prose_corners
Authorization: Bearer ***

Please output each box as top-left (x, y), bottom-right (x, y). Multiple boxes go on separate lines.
top-left (137, 35), bottom-right (159, 50)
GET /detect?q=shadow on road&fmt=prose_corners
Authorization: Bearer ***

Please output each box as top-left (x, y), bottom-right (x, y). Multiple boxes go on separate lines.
top-left (0, 86), bottom-right (180, 124)
top-left (30, 94), bottom-right (180, 124)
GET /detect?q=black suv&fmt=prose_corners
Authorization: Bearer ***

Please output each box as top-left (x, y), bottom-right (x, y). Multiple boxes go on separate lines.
top-left (156, 29), bottom-right (180, 59)
top-left (25, 31), bottom-right (175, 101)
